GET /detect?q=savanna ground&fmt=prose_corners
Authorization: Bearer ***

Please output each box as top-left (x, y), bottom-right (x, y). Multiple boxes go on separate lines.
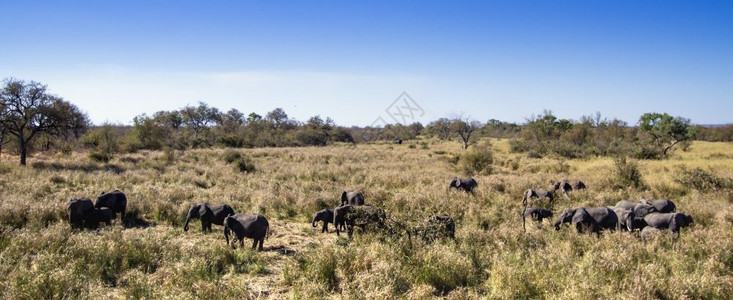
top-left (0, 139), bottom-right (731, 299)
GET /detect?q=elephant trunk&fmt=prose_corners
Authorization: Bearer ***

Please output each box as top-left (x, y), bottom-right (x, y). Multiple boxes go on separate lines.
top-left (553, 219), bottom-right (562, 231)
top-left (312, 215), bottom-right (318, 228)
top-left (184, 211), bottom-right (192, 232)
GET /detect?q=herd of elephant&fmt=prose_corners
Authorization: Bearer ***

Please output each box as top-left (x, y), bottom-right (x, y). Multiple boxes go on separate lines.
top-left (66, 177), bottom-right (693, 252)
top-left (520, 180), bottom-right (694, 240)
top-left (67, 191), bottom-right (270, 251)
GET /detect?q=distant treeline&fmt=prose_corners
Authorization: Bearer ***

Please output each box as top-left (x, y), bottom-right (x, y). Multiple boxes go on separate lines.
top-left (1, 78), bottom-right (731, 165)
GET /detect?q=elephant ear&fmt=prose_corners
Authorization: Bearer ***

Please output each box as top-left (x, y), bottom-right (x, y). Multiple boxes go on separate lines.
top-left (686, 214), bottom-right (694, 226)
top-left (199, 205), bottom-right (210, 217)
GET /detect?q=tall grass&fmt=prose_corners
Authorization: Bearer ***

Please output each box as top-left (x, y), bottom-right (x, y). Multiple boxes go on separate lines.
top-left (0, 140), bottom-right (731, 298)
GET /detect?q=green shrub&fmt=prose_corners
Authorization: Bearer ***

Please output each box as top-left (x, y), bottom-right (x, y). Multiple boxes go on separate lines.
top-left (222, 149), bottom-right (242, 163)
top-left (459, 142), bottom-right (493, 175)
top-left (676, 167), bottom-right (730, 192)
top-left (89, 151), bottom-right (112, 163)
top-left (614, 157), bottom-right (644, 189)
top-left (235, 157), bottom-right (255, 173)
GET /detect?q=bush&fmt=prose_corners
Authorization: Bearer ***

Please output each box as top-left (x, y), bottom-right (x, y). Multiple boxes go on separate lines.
top-left (88, 151), bottom-right (111, 163)
top-left (222, 150), bottom-right (242, 164)
top-left (459, 141), bottom-right (493, 175)
top-left (676, 167), bottom-right (730, 192)
top-left (234, 157), bottom-right (255, 173)
top-left (613, 157), bottom-right (644, 189)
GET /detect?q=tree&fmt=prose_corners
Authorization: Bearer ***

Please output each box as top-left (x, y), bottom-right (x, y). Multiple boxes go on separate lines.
top-left (0, 78), bottom-right (89, 165)
top-left (425, 118), bottom-right (452, 140)
top-left (0, 119), bottom-right (8, 162)
top-left (451, 117), bottom-right (482, 149)
top-left (638, 112), bottom-right (695, 157)
top-left (266, 108), bottom-right (293, 129)
top-left (181, 102), bottom-right (220, 138)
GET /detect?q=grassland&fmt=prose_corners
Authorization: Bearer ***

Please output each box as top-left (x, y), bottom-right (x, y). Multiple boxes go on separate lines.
top-left (0, 139), bottom-right (731, 299)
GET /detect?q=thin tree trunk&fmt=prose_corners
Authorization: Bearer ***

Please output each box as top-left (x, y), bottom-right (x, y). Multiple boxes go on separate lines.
top-left (19, 136), bottom-right (26, 166)
top-left (20, 140), bottom-right (26, 166)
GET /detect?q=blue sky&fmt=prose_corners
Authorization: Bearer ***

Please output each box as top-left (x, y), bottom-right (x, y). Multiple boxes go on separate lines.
top-left (1, 1), bottom-right (731, 126)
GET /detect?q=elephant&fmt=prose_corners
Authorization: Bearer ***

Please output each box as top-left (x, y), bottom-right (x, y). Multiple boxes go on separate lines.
top-left (643, 212), bottom-right (693, 233)
top-left (523, 208), bottom-right (553, 223)
top-left (522, 189), bottom-right (554, 206)
top-left (312, 208), bottom-right (342, 233)
top-left (184, 203), bottom-right (236, 232)
top-left (67, 198), bottom-right (94, 229)
top-left (87, 207), bottom-right (116, 228)
top-left (223, 214), bottom-right (269, 251)
top-left (611, 207), bottom-right (636, 232)
top-left (552, 180), bottom-right (586, 197)
top-left (614, 200), bottom-right (637, 211)
top-left (632, 202), bottom-right (657, 219)
top-left (640, 199), bottom-right (676, 213)
top-left (341, 191), bottom-right (365, 206)
top-left (553, 207), bottom-right (619, 234)
top-left (414, 215), bottom-right (455, 242)
top-left (95, 190), bottom-right (127, 220)
top-left (641, 226), bottom-right (662, 242)
top-left (334, 205), bottom-right (387, 237)
top-left (449, 177), bottom-right (478, 193)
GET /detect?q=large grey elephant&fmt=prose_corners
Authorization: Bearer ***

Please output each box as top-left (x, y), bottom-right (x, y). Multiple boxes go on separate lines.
top-left (632, 202), bottom-right (657, 219)
top-left (223, 214), bottom-right (269, 251)
top-left (611, 207), bottom-right (636, 232)
top-left (523, 208), bottom-right (553, 223)
top-left (614, 200), bottom-right (637, 211)
top-left (334, 205), bottom-right (387, 237)
top-left (312, 208), bottom-right (341, 233)
top-left (95, 190), bottom-right (127, 220)
top-left (341, 191), bottom-right (365, 206)
top-left (643, 212), bottom-right (693, 233)
top-left (553, 207), bottom-right (619, 233)
top-left (449, 177), bottom-right (478, 193)
top-left (553, 180), bottom-right (586, 197)
top-left (522, 189), bottom-right (554, 206)
top-left (640, 199), bottom-right (676, 213)
top-left (184, 203), bottom-right (236, 232)
top-left (67, 198), bottom-right (94, 229)
top-left (87, 207), bottom-right (116, 228)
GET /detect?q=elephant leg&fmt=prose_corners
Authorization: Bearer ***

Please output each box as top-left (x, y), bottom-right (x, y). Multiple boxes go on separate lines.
top-left (251, 238), bottom-right (258, 250)
top-left (322, 222), bottom-right (328, 233)
top-left (258, 238), bottom-right (264, 251)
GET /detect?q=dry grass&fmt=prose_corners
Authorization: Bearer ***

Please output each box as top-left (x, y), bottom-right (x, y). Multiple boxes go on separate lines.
top-left (0, 139), bottom-right (731, 299)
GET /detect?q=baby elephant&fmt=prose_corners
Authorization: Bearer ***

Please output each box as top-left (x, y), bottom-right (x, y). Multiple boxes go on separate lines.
top-left (88, 207), bottom-right (116, 228)
top-left (449, 177), bottom-right (478, 193)
top-left (341, 191), bottom-right (365, 206)
top-left (311, 208), bottom-right (341, 233)
top-left (523, 208), bottom-right (553, 223)
top-left (223, 214), bottom-right (269, 251)
top-left (95, 190), bottom-right (127, 220)
top-left (641, 226), bottom-right (662, 242)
